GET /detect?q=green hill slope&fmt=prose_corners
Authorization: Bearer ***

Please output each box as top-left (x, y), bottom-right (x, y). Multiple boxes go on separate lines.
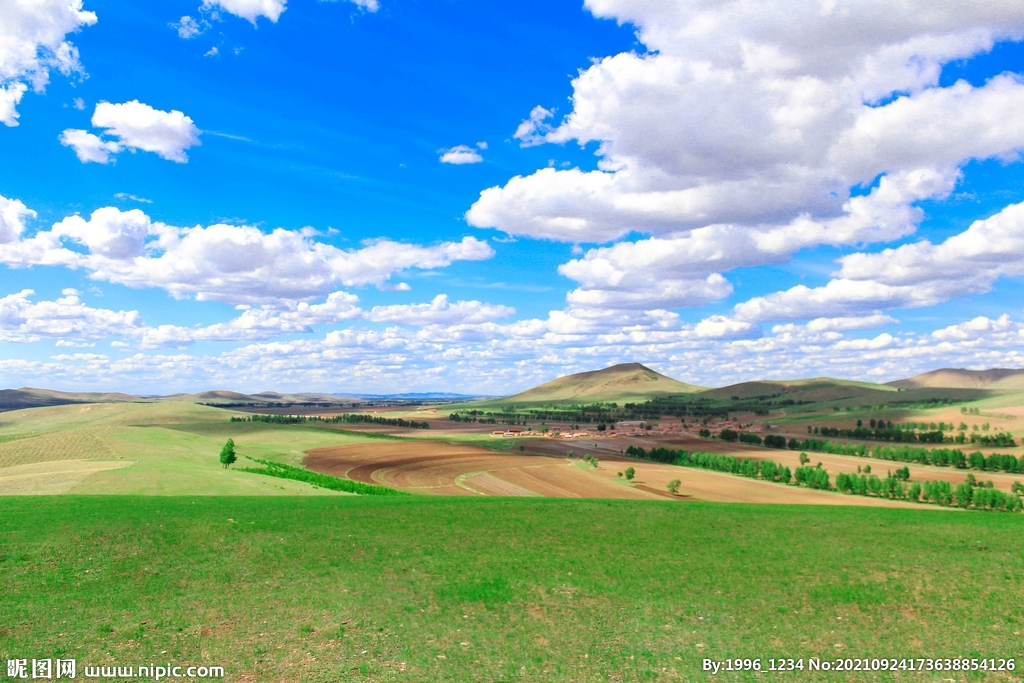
top-left (486, 363), bottom-right (704, 406)
top-left (701, 377), bottom-right (898, 403)
top-left (888, 367), bottom-right (1024, 391)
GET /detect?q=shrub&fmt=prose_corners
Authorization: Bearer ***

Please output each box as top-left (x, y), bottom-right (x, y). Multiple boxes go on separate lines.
top-left (667, 479), bottom-right (681, 495)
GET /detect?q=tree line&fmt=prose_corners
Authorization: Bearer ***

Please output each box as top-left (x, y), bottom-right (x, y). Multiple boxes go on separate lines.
top-left (231, 413), bottom-right (430, 429)
top-left (237, 457), bottom-right (408, 495)
top-left (721, 431), bottom-right (1024, 473)
top-left (623, 445), bottom-right (1022, 513)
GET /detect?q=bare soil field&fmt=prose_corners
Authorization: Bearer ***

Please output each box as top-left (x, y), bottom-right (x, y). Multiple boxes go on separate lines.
top-left (305, 439), bottom-right (935, 508)
top-left (305, 441), bottom-right (660, 499)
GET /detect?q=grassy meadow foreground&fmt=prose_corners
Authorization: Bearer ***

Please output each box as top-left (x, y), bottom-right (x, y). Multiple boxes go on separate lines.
top-left (2, 496), bottom-right (1023, 682)
top-left (1, 366), bottom-right (1024, 680)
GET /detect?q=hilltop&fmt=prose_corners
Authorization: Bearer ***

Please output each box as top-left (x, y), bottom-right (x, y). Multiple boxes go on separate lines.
top-left (888, 368), bottom-right (1024, 391)
top-left (489, 363), bottom-right (705, 406)
top-left (700, 377), bottom-right (897, 403)
top-left (0, 388), bottom-right (137, 412)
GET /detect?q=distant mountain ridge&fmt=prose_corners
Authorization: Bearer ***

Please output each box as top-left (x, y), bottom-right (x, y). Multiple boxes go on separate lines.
top-left (887, 368), bottom-right (1024, 390)
top-left (4, 364), bottom-right (1023, 413)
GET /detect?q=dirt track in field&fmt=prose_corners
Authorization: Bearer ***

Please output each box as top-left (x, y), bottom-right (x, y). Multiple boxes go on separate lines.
top-left (304, 439), bottom-right (936, 507)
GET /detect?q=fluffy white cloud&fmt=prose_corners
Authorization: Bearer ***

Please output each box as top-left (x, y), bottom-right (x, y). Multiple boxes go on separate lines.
top-left (1, 296), bottom-right (1022, 394)
top-left (59, 128), bottom-right (122, 164)
top-left (173, 16), bottom-right (204, 39)
top-left (53, 207), bottom-right (152, 258)
top-left (440, 145), bottom-right (484, 165)
top-left (732, 199), bottom-right (1024, 322)
top-left (931, 314), bottom-right (1019, 342)
top-left (0, 289), bottom-right (144, 342)
top-left (552, 167), bottom-right (953, 310)
top-left (772, 315), bottom-right (898, 335)
top-left (0, 0), bottom-right (97, 125)
top-left (202, 0), bottom-right (287, 23)
top-left (138, 292), bottom-right (514, 347)
top-left (93, 100), bottom-right (201, 162)
top-left (465, 0), bottom-right (1024, 286)
top-left (0, 194), bottom-right (34, 244)
top-left (0, 196), bottom-right (496, 306)
top-left (61, 101), bottom-right (201, 163)
top-left (139, 292), bottom-right (363, 347)
top-left (369, 294), bottom-right (514, 326)
top-left (694, 315), bottom-right (759, 340)
top-left (194, 0), bottom-right (376, 26)
top-left (513, 106), bottom-right (555, 147)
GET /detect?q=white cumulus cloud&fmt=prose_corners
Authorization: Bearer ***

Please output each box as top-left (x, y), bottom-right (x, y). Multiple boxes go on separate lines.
top-left (0, 289), bottom-right (144, 342)
top-left (440, 144), bottom-right (484, 165)
top-left (59, 129), bottom-right (122, 163)
top-left (369, 294), bottom-right (514, 326)
top-left (0, 0), bottom-right (97, 125)
top-left (464, 0), bottom-right (1024, 323)
top-left (732, 199), bottom-right (1024, 322)
top-left (61, 101), bottom-right (201, 163)
top-left (0, 196), bottom-right (496, 306)
top-left (202, 0), bottom-right (287, 23)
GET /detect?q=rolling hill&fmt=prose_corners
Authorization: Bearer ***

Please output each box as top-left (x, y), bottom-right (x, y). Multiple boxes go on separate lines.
top-left (701, 377), bottom-right (898, 403)
top-left (492, 363), bottom-right (705, 405)
top-left (888, 368), bottom-right (1024, 391)
top-left (0, 388), bottom-right (137, 413)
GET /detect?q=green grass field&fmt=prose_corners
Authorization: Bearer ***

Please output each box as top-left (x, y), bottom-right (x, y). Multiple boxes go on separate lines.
top-left (2, 496), bottom-right (1022, 682)
top-left (0, 402), bottom-right (389, 495)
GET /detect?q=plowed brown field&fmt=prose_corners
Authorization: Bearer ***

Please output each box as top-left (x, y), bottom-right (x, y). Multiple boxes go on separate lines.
top-left (305, 440), bottom-right (937, 507)
top-left (305, 441), bottom-right (661, 499)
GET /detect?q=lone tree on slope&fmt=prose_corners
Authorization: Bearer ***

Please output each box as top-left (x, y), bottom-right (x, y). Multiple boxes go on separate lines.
top-left (220, 438), bottom-right (237, 469)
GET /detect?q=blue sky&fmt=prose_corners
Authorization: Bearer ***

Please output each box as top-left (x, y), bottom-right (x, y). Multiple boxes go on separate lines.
top-left (1, 0), bottom-right (1024, 394)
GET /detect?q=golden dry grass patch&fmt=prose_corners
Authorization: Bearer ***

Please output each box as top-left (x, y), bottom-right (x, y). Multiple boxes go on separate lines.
top-left (0, 429), bottom-right (119, 468)
top-left (0, 459), bottom-right (134, 495)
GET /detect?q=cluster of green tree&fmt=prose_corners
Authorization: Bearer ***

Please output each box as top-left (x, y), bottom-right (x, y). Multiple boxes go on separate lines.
top-left (967, 432), bottom-right (1017, 447)
top-left (448, 413), bottom-right (498, 424)
top-left (625, 445), bottom-right (1021, 512)
top-left (894, 420), bottom-right (956, 430)
top-left (834, 471), bottom-right (913, 498)
top-left (625, 445), bottom-right (793, 484)
top-left (786, 438), bottom-right (870, 456)
top-left (792, 438), bottom-right (1024, 473)
top-left (231, 413), bottom-right (429, 429)
top-left (794, 465), bottom-right (830, 489)
top-left (807, 422), bottom-right (946, 443)
top-left (331, 413), bottom-right (430, 429)
top-left (622, 396), bottom-right (730, 420)
top-left (870, 444), bottom-right (1024, 472)
top-left (231, 414), bottom-right (306, 424)
top-left (237, 457), bottom-right (408, 495)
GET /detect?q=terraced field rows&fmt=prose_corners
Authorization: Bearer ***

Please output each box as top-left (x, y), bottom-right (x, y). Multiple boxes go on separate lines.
top-left (0, 430), bottom-right (118, 468)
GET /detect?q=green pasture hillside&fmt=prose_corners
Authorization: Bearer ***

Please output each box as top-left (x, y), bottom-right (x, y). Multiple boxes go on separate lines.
top-left (1, 497), bottom-right (1021, 682)
top-left (889, 367), bottom-right (1024, 391)
top-left (458, 363), bottom-right (704, 409)
top-left (0, 402), bottom-right (378, 495)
